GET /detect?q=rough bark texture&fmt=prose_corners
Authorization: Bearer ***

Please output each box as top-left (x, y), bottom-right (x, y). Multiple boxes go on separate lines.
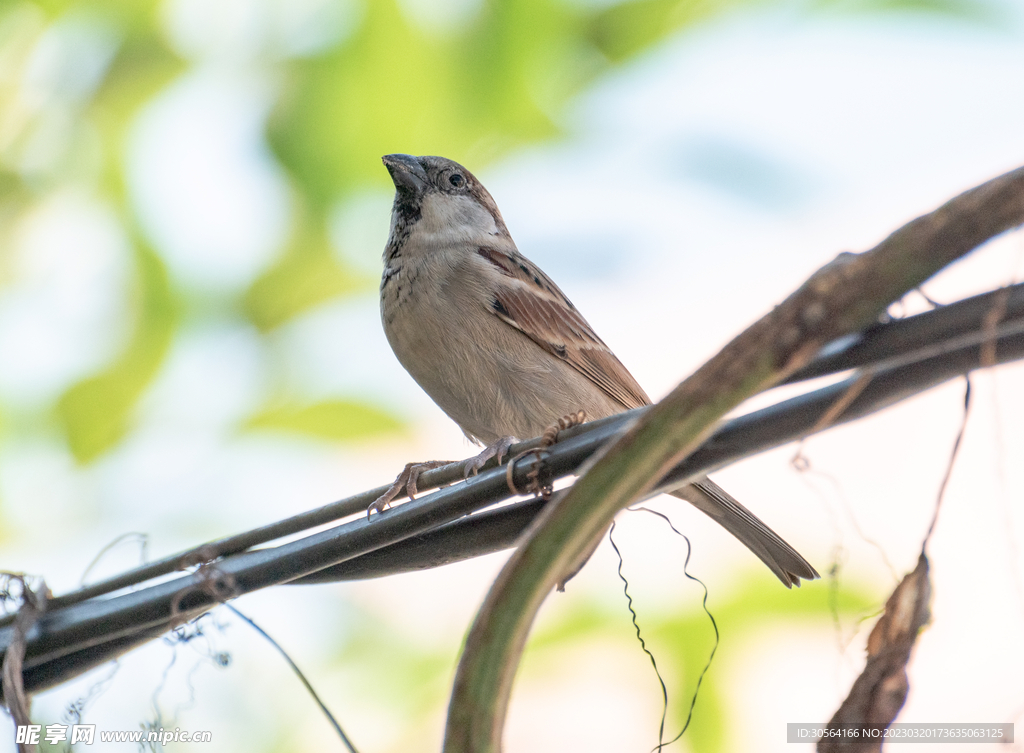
top-left (818, 555), bottom-right (931, 753)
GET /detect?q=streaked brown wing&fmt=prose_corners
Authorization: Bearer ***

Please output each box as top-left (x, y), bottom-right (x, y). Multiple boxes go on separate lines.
top-left (477, 246), bottom-right (650, 411)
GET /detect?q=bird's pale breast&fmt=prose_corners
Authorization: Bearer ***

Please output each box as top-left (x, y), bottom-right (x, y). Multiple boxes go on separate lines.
top-left (381, 243), bottom-right (624, 444)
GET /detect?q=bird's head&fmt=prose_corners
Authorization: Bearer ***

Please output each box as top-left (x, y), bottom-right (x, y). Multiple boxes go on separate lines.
top-left (382, 154), bottom-right (509, 251)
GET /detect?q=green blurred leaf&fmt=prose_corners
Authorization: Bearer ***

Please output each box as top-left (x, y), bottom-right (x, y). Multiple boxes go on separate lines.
top-left (334, 606), bottom-right (455, 709)
top-left (655, 573), bottom-right (874, 752)
top-left (56, 240), bottom-right (179, 462)
top-left (87, 5), bottom-right (184, 200)
top-left (243, 399), bottom-right (404, 441)
top-left (262, 0), bottom-right (601, 327)
top-left (243, 217), bottom-right (369, 331)
top-left (1, 1), bottom-right (183, 463)
top-left (0, 169), bottom-right (22, 203)
top-left (589, 0), bottom-right (741, 62)
top-left (33, 0), bottom-right (161, 28)
top-left (269, 0), bottom-right (452, 210)
top-left (457, 0), bottom-right (576, 147)
top-left (525, 568), bottom-right (875, 753)
top-left (268, 0), bottom-right (583, 211)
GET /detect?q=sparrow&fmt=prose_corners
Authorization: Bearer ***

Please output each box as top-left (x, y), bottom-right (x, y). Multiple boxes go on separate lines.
top-left (376, 153), bottom-right (818, 587)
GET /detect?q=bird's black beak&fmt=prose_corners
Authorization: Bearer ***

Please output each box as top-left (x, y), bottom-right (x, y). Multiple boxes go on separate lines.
top-left (383, 154), bottom-right (428, 194)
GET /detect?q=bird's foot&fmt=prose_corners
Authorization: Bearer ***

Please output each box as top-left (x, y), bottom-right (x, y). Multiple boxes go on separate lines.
top-left (367, 460), bottom-right (453, 518)
top-left (507, 411), bottom-right (587, 497)
top-left (462, 436), bottom-right (515, 478)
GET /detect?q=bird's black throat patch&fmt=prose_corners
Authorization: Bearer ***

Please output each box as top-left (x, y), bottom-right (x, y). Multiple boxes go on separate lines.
top-left (384, 189), bottom-right (422, 266)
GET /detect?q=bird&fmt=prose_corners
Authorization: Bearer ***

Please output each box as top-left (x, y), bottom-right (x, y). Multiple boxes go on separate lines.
top-left (374, 153), bottom-right (818, 587)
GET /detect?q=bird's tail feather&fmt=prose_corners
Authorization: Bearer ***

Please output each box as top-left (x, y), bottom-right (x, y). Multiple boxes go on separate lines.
top-left (669, 477), bottom-right (818, 588)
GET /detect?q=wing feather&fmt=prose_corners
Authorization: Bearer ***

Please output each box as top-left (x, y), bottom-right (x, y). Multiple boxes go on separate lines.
top-left (477, 246), bottom-right (650, 411)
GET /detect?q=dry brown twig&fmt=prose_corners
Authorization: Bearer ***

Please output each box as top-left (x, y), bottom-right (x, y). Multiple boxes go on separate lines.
top-left (1, 575), bottom-right (50, 753)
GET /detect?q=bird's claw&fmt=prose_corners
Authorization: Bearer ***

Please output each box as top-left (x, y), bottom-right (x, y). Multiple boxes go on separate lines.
top-left (505, 412), bottom-right (586, 497)
top-left (367, 460), bottom-right (452, 519)
top-left (462, 436), bottom-right (515, 478)
top-left (368, 420), bottom-right (579, 519)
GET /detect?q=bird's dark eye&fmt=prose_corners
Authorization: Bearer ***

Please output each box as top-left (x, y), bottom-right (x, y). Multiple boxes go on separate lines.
top-left (449, 173), bottom-right (465, 188)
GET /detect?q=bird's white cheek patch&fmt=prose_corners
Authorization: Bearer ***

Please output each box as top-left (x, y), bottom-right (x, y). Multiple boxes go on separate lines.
top-left (420, 194), bottom-right (498, 240)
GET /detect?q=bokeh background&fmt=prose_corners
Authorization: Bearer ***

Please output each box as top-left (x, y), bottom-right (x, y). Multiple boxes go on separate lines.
top-left (2, 0), bottom-right (1024, 750)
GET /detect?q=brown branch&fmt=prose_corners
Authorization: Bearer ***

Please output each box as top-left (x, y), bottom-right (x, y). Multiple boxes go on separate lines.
top-left (818, 555), bottom-right (931, 753)
top-left (1, 576), bottom-right (49, 753)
